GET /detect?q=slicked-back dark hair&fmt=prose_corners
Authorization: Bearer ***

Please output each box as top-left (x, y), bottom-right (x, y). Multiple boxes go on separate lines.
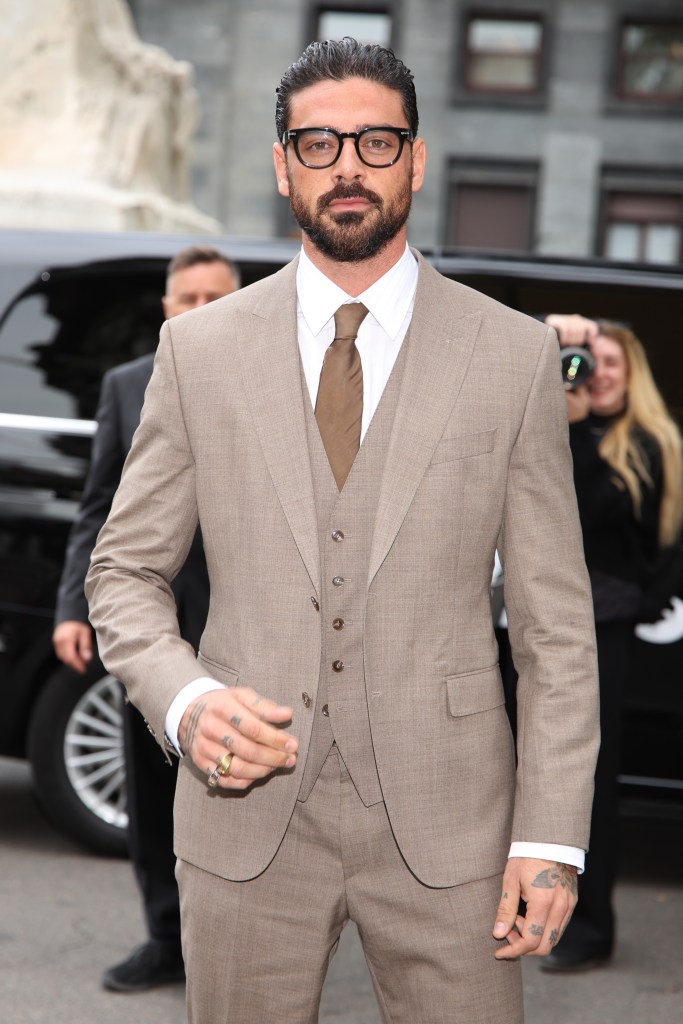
top-left (275, 37), bottom-right (418, 140)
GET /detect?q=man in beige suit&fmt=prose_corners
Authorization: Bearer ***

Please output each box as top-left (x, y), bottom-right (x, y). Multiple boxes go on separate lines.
top-left (86, 38), bottom-right (599, 1024)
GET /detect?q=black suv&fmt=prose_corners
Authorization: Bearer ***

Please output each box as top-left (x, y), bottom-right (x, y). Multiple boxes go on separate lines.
top-left (1, 228), bottom-right (682, 856)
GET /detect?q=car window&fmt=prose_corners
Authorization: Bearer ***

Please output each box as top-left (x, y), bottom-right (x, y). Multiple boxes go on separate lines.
top-left (0, 263), bottom-right (165, 422)
top-left (511, 279), bottom-right (683, 421)
top-left (440, 268), bottom-right (683, 424)
top-left (0, 294), bottom-right (71, 418)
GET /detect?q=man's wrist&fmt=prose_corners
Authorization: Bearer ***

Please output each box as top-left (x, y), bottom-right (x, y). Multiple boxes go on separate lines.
top-left (165, 677), bottom-right (225, 755)
top-left (508, 841), bottom-right (585, 873)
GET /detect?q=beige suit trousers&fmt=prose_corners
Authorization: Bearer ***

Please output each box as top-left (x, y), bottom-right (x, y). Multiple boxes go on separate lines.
top-left (177, 748), bottom-right (523, 1024)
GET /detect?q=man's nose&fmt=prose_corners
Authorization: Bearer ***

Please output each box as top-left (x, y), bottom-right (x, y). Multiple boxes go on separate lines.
top-left (333, 137), bottom-right (365, 178)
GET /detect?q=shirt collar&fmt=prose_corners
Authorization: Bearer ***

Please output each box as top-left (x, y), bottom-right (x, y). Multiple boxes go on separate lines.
top-left (296, 243), bottom-right (418, 339)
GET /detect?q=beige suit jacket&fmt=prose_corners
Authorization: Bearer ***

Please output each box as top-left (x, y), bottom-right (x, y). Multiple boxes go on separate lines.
top-left (86, 252), bottom-right (599, 887)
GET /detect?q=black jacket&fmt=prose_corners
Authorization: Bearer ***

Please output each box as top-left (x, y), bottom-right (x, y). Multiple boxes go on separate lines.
top-left (569, 413), bottom-right (662, 622)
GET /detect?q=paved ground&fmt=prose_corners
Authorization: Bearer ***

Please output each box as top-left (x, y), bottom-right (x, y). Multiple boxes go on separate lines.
top-left (1, 755), bottom-right (681, 1023)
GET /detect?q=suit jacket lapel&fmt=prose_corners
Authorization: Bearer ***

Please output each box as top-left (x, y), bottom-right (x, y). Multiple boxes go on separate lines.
top-left (236, 254), bottom-right (483, 595)
top-left (238, 259), bottom-right (321, 595)
top-left (368, 255), bottom-right (482, 586)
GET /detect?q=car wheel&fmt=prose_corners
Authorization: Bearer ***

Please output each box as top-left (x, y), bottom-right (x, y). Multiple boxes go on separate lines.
top-left (27, 662), bottom-right (129, 858)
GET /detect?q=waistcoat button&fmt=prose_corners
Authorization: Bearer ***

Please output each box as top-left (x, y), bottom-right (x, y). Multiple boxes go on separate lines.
top-left (332, 575), bottom-right (345, 587)
top-left (302, 692), bottom-right (312, 708)
top-left (311, 596), bottom-right (320, 611)
top-left (331, 529), bottom-right (345, 542)
top-left (332, 617), bottom-right (344, 630)
top-left (322, 704), bottom-right (330, 716)
top-left (332, 660), bottom-right (344, 672)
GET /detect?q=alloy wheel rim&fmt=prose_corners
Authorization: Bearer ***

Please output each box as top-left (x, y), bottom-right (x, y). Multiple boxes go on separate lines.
top-left (63, 674), bottom-right (128, 830)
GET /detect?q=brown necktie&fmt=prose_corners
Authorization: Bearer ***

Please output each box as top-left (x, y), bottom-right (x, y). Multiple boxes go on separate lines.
top-left (315, 302), bottom-right (369, 490)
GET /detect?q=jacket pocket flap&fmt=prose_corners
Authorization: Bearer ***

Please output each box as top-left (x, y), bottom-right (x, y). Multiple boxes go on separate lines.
top-left (446, 666), bottom-right (505, 717)
top-left (431, 428), bottom-right (496, 464)
top-left (197, 652), bottom-right (239, 686)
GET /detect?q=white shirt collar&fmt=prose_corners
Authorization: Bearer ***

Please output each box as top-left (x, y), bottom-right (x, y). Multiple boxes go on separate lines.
top-left (296, 243), bottom-right (418, 339)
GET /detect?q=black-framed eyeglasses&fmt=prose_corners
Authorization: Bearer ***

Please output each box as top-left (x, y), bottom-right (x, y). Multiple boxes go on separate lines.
top-left (281, 126), bottom-right (414, 169)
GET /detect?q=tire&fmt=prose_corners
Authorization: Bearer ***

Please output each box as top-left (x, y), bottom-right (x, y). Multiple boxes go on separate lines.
top-left (27, 662), bottom-right (130, 858)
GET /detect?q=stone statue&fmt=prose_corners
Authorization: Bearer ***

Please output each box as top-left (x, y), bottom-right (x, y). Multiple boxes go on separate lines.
top-left (0, 0), bottom-right (220, 232)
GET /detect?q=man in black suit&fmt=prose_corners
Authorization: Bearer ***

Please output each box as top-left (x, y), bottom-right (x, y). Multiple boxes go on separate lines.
top-left (52, 245), bottom-right (240, 991)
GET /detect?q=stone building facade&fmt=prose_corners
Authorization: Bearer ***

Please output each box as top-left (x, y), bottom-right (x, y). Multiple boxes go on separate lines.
top-left (129, 0), bottom-right (683, 262)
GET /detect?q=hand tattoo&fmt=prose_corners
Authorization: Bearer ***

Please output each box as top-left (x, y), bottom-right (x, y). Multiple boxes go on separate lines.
top-left (531, 863), bottom-right (578, 896)
top-left (529, 923), bottom-right (544, 937)
top-left (230, 715), bottom-right (242, 729)
top-left (181, 701), bottom-right (206, 753)
top-left (549, 929), bottom-right (559, 946)
top-left (221, 735), bottom-right (233, 749)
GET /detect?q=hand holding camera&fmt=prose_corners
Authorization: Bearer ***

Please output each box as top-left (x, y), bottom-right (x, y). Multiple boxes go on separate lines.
top-left (545, 313), bottom-right (599, 393)
top-left (545, 314), bottom-right (599, 349)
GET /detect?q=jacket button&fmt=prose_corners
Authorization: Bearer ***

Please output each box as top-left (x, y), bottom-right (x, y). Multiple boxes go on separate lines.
top-left (331, 529), bottom-right (345, 542)
top-left (322, 704), bottom-right (329, 716)
top-left (332, 660), bottom-right (344, 672)
top-left (302, 692), bottom-right (312, 708)
top-left (332, 617), bottom-right (344, 630)
top-left (311, 596), bottom-right (320, 611)
top-left (332, 575), bottom-right (345, 587)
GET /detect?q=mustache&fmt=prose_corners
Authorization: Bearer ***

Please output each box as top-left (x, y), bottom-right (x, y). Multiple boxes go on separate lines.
top-left (317, 183), bottom-right (383, 214)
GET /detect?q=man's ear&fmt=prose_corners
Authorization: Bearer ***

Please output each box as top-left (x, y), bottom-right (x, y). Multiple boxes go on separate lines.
top-left (273, 143), bottom-right (290, 197)
top-left (411, 137), bottom-right (426, 194)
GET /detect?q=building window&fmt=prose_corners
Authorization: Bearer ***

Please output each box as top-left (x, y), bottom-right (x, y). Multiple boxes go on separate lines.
top-left (617, 22), bottom-right (683, 101)
top-left (315, 7), bottom-right (392, 46)
top-left (602, 193), bottom-right (682, 264)
top-left (463, 13), bottom-right (543, 93)
top-left (446, 180), bottom-right (535, 251)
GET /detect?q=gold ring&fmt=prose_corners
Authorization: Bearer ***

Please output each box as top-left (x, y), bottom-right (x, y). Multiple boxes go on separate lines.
top-left (216, 752), bottom-right (234, 777)
top-left (207, 765), bottom-right (222, 788)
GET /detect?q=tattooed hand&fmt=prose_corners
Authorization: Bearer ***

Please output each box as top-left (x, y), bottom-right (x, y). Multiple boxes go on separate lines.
top-left (178, 687), bottom-right (298, 791)
top-left (492, 858), bottom-right (578, 959)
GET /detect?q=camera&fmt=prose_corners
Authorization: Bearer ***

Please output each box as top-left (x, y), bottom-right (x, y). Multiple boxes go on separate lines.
top-left (561, 346), bottom-right (595, 390)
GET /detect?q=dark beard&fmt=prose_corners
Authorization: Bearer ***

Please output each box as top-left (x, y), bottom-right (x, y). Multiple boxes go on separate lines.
top-left (289, 180), bottom-right (413, 263)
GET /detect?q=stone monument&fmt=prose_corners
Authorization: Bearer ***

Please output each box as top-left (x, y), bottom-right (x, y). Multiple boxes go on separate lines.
top-left (0, 0), bottom-right (221, 232)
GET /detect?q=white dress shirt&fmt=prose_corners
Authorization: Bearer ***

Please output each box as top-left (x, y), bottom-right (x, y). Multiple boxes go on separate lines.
top-left (296, 243), bottom-right (417, 438)
top-left (163, 243), bottom-right (584, 872)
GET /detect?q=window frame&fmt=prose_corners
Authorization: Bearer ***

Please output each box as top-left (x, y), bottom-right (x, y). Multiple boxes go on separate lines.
top-left (615, 19), bottom-right (683, 104)
top-left (599, 190), bottom-right (683, 264)
top-left (308, 2), bottom-right (394, 50)
top-left (460, 9), bottom-right (546, 97)
top-left (593, 169), bottom-right (683, 264)
top-left (444, 159), bottom-right (539, 252)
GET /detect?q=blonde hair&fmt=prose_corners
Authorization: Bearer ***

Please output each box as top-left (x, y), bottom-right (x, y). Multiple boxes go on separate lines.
top-left (595, 321), bottom-right (683, 546)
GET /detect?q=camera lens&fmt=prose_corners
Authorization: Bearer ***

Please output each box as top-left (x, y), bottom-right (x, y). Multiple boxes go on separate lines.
top-left (561, 347), bottom-right (595, 390)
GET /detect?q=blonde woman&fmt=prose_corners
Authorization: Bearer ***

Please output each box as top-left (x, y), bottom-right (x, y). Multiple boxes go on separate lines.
top-left (542, 315), bottom-right (683, 972)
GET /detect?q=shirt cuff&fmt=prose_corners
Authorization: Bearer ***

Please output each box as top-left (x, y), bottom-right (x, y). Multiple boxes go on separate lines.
top-left (164, 676), bottom-right (225, 755)
top-left (508, 842), bottom-right (585, 874)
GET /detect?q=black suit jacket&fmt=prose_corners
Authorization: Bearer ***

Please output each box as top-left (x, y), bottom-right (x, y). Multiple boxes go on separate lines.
top-left (55, 354), bottom-right (209, 649)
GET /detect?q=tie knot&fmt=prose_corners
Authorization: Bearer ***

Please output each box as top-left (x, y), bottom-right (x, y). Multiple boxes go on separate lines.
top-left (333, 302), bottom-right (369, 341)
